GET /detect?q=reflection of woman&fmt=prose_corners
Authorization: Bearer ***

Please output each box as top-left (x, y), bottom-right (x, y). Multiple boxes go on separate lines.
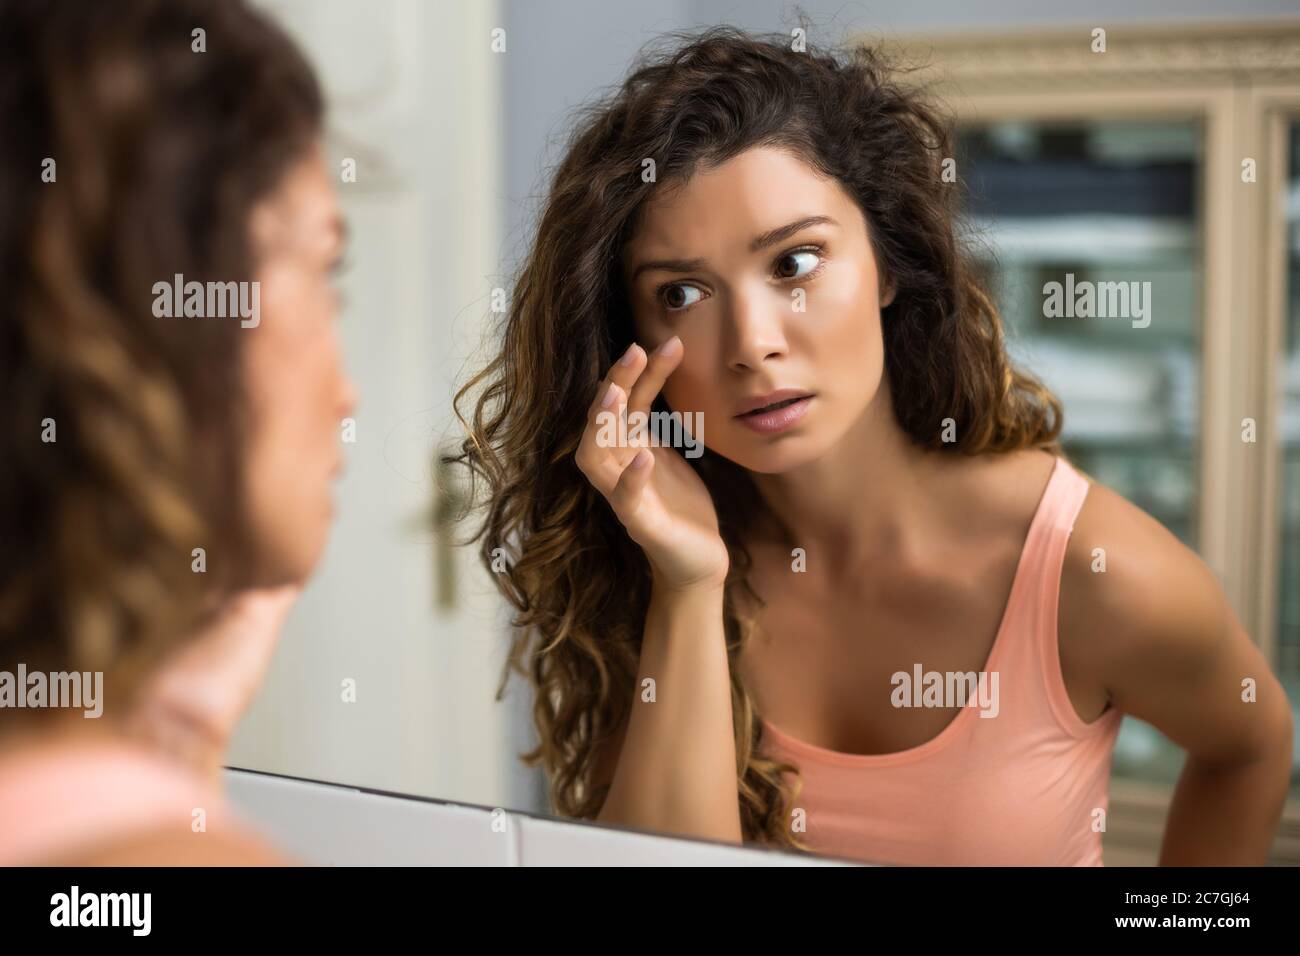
top-left (0, 0), bottom-right (354, 864)
top-left (454, 28), bottom-right (1292, 864)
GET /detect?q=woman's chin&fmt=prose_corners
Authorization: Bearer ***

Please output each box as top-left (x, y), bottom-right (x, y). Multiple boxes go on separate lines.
top-left (731, 442), bottom-right (823, 475)
top-left (251, 525), bottom-right (332, 588)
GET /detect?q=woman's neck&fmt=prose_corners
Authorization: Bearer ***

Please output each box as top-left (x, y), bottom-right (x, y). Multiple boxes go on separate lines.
top-left (748, 381), bottom-right (954, 580)
top-left (0, 711), bottom-right (131, 763)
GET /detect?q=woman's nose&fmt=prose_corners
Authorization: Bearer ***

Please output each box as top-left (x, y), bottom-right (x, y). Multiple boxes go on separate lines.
top-left (725, 290), bottom-right (790, 371)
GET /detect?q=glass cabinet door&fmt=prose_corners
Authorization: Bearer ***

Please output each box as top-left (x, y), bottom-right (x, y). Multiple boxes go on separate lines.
top-left (955, 120), bottom-right (1203, 784)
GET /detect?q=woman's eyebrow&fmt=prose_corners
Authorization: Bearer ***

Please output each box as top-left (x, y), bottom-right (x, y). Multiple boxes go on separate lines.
top-left (629, 255), bottom-right (707, 283)
top-left (750, 215), bottom-right (838, 253)
top-left (629, 215), bottom-right (838, 283)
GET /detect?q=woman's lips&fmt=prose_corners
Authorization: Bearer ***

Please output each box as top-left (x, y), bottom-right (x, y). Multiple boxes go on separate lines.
top-left (734, 395), bottom-right (813, 434)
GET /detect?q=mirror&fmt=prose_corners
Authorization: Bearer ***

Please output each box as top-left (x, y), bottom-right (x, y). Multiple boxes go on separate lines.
top-left (222, 1), bottom-right (1300, 868)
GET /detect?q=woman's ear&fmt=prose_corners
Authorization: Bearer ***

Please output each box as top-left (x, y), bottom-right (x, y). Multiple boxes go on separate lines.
top-left (880, 276), bottom-right (897, 309)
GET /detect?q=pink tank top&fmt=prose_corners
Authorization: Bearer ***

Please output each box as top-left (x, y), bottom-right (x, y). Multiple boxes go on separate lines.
top-left (759, 454), bottom-right (1124, 866)
top-left (0, 737), bottom-right (252, 865)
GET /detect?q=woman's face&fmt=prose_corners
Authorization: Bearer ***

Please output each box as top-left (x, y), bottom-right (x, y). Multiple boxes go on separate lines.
top-left (241, 143), bottom-right (356, 584)
top-left (623, 145), bottom-right (893, 474)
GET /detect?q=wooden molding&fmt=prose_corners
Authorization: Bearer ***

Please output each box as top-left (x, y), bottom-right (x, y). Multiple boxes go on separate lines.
top-left (879, 20), bottom-right (1300, 94)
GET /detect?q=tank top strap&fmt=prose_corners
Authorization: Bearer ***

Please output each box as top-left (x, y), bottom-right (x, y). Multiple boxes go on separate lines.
top-left (1018, 455), bottom-right (1110, 737)
top-left (1026, 455), bottom-right (1092, 617)
top-left (1033, 455), bottom-right (1091, 546)
top-left (987, 455), bottom-right (1092, 702)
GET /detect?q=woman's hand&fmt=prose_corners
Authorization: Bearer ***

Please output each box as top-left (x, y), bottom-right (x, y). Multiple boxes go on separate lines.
top-left (127, 586), bottom-right (299, 785)
top-left (575, 337), bottom-right (729, 593)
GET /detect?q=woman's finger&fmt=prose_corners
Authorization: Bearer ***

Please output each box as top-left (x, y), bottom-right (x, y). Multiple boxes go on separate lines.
top-left (626, 335), bottom-right (682, 422)
top-left (585, 342), bottom-right (647, 422)
top-left (577, 382), bottom-right (630, 497)
top-left (576, 339), bottom-right (669, 501)
top-left (607, 445), bottom-right (655, 526)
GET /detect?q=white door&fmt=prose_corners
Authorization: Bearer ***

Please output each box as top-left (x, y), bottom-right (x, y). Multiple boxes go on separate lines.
top-left (229, 0), bottom-right (529, 811)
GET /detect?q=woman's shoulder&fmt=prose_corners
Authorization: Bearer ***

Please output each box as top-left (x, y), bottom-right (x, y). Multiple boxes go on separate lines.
top-left (1058, 462), bottom-right (1236, 698)
top-left (1064, 465), bottom-right (1223, 628)
top-left (0, 733), bottom-right (287, 865)
top-left (49, 822), bottom-right (291, 866)
top-left (1057, 465), bottom-right (1292, 759)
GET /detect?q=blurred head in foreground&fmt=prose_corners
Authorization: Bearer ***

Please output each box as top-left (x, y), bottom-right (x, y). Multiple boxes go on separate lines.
top-left (0, 0), bottom-right (353, 865)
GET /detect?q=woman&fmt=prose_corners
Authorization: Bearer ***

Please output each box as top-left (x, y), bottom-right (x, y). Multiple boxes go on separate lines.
top-left (451, 27), bottom-right (1293, 864)
top-left (0, 0), bottom-right (354, 864)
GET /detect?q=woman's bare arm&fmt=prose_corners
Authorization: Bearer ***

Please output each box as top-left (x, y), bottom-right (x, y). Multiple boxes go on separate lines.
top-left (594, 582), bottom-right (742, 843)
top-left (1063, 483), bottom-right (1294, 864)
top-left (575, 338), bottom-right (741, 843)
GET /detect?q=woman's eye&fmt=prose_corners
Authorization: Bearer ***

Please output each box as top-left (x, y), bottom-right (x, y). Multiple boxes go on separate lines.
top-left (660, 283), bottom-right (704, 312)
top-left (775, 250), bottom-right (820, 280)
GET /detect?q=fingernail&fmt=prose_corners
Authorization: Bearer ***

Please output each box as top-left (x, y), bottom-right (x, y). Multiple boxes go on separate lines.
top-left (657, 336), bottom-right (681, 358)
top-left (601, 383), bottom-right (618, 408)
top-left (618, 344), bottom-right (639, 366)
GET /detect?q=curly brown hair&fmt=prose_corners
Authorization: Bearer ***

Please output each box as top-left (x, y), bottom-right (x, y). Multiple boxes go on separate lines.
top-left (0, 0), bottom-right (323, 726)
top-left (448, 26), bottom-right (1063, 851)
